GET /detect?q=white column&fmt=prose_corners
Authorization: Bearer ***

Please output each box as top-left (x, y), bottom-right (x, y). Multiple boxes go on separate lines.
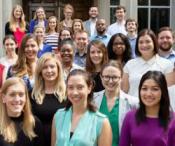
top-left (97, 0), bottom-right (110, 25)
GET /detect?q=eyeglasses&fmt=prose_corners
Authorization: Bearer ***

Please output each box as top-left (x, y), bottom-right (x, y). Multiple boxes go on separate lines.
top-left (101, 75), bottom-right (121, 82)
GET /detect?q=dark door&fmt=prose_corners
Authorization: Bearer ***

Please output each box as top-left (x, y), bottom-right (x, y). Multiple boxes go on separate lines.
top-left (22, 0), bottom-right (94, 22)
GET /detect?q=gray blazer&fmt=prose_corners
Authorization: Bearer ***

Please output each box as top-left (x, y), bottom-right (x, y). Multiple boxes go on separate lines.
top-left (93, 90), bottom-right (139, 134)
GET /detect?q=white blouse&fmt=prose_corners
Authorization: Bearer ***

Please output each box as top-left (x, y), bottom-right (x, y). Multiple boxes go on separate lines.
top-left (124, 54), bottom-right (173, 97)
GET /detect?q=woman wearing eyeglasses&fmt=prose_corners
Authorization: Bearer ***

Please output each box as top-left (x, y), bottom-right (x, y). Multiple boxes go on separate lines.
top-left (93, 60), bottom-right (138, 146)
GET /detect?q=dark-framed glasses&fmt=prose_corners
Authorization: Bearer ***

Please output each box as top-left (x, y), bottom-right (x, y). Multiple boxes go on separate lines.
top-left (101, 75), bottom-right (121, 82)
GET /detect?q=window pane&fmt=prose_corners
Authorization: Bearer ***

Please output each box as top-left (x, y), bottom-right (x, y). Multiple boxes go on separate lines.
top-left (110, 0), bottom-right (119, 5)
top-left (138, 0), bottom-right (148, 5)
top-left (151, 0), bottom-right (170, 6)
top-left (151, 8), bottom-right (169, 32)
top-left (138, 8), bottom-right (148, 31)
top-left (110, 8), bottom-right (116, 24)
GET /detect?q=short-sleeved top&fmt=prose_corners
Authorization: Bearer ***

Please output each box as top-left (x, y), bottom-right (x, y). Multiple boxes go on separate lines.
top-left (119, 110), bottom-right (175, 146)
top-left (123, 55), bottom-right (173, 97)
top-left (54, 108), bottom-right (106, 146)
top-left (99, 94), bottom-right (119, 146)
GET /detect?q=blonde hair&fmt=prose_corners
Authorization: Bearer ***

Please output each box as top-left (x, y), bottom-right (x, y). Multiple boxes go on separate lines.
top-left (64, 4), bottom-right (74, 14)
top-left (33, 7), bottom-right (46, 20)
top-left (32, 53), bottom-right (66, 104)
top-left (12, 34), bottom-right (38, 77)
top-left (9, 4), bottom-right (26, 32)
top-left (46, 16), bottom-right (59, 33)
top-left (0, 77), bottom-right (36, 143)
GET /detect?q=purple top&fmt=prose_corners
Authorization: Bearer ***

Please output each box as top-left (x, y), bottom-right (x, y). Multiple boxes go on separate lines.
top-left (119, 110), bottom-right (175, 146)
top-left (168, 118), bottom-right (175, 146)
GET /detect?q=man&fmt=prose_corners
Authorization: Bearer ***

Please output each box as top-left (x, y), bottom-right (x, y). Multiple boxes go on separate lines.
top-left (107, 5), bottom-right (127, 36)
top-left (158, 27), bottom-right (175, 63)
top-left (83, 6), bottom-right (99, 37)
top-left (90, 18), bottom-right (111, 46)
top-left (74, 30), bottom-right (89, 67)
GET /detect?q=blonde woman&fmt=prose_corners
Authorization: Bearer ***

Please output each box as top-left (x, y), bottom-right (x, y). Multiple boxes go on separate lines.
top-left (31, 53), bottom-right (66, 146)
top-left (72, 19), bottom-right (84, 36)
top-left (7, 34), bottom-right (39, 92)
top-left (29, 7), bottom-right (48, 33)
top-left (33, 24), bottom-right (52, 58)
top-left (58, 4), bottom-right (74, 32)
top-left (0, 77), bottom-right (44, 146)
top-left (5, 4), bottom-right (28, 48)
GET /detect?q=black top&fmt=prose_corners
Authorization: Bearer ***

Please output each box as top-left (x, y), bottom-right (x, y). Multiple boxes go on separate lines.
top-left (0, 115), bottom-right (44, 146)
top-left (31, 93), bottom-right (67, 146)
top-left (92, 72), bottom-right (104, 92)
top-left (5, 22), bottom-right (29, 35)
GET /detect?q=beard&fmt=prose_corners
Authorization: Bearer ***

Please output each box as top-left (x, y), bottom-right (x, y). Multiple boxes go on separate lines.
top-left (159, 44), bottom-right (172, 52)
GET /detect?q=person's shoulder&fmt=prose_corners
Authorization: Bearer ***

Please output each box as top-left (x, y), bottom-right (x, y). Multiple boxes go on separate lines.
top-left (125, 110), bottom-right (137, 119)
top-left (95, 111), bottom-right (106, 118)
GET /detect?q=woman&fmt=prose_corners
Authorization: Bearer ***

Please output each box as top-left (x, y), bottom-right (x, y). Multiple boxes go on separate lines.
top-left (33, 24), bottom-right (52, 58)
top-left (45, 16), bottom-right (59, 51)
top-left (122, 29), bottom-right (174, 97)
top-left (0, 35), bottom-right (18, 75)
top-left (59, 28), bottom-right (72, 41)
top-left (72, 19), bottom-right (84, 36)
top-left (31, 53), bottom-right (66, 146)
top-left (29, 7), bottom-right (47, 33)
top-left (0, 77), bottom-right (44, 146)
top-left (5, 4), bottom-right (28, 48)
top-left (7, 34), bottom-right (39, 92)
top-left (107, 33), bottom-right (132, 66)
top-left (51, 69), bottom-right (112, 146)
top-left (93, 60), bottom-right (138, 146)
top-left (119, 71), bottom-right (175, 146)
top-left (59, 38), bottom-right (82, 80)
top-left (58, 4), bottom-right (74, 32)
top-left (86, 40), bottom-right (108, 92)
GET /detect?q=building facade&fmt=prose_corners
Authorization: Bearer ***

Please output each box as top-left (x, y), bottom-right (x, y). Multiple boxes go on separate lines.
top-left (0, 0), bottom-right (175, 56)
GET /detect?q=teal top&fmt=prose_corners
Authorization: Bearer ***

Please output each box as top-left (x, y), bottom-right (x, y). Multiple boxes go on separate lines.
top-left (99, 93), bottom-right (119, 146)
top-left (54, 107), bottom-right (106, 146)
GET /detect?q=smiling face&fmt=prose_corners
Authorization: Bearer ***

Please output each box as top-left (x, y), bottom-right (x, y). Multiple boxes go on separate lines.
top-left (60, 30), bottom-right (71, 41)
top-left (112, 36), bottom-right (126, 56)
top-left (67, 75), bottom-right (91, 107)
top-left (48, 17), bottom-right (57, 31)
top-left (101, 66), bottom-right (121, 92)
top-left (2, 83), bottom-right (26, 117)
top-left (90, 45), bottom-right (103, 67)
top-left (89, 7), bottom-right (98, 19)
top-left (42, 59), bottom-right (58, 84)
top-left (126, 21), bottom-right (137, 33)
top-left (73, 21), bottom-right (82, 33)
top-left (140, 79), bottom-right (161, 109)
top-left (13, 7), bottom-right (22, 19)
top-left (24, 38), bottom-right (39, 61)
top-left (115, 8), bottom-right (125, 22)
top-left (75, 32), bottom-right (88, 52)
top-left (138, 34), bottom-right (155, 59)
top-left (34, 27), bottom-right (45, 41)
top-left (4, 38), bottom-right (17, 55)
top-left (36, 8), bottom-right (45, 20)
top-left (60, 44), bottom-right (74, 64)
top-left (158, 30), bottom-right (173, 52)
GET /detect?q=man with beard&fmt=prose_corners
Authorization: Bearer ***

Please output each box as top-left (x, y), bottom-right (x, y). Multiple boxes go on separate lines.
top-left (83, 6), bottom-right (99, 37)
top-left (158, 27), bottom-right (175, 63)
top-left (90, 18), bottom-right (111, 46)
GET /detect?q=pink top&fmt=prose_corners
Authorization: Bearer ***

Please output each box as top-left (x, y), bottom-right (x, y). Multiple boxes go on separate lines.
top-left (14, 28), bottom-right (25, 48)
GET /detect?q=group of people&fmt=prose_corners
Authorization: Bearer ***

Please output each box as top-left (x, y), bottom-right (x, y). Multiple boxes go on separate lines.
top-left (0, 3), bottom-right (175, 146)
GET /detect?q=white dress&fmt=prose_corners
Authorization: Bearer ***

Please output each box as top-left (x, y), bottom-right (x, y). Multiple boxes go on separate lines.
top-left (123, 54), bottom-right (173, 97)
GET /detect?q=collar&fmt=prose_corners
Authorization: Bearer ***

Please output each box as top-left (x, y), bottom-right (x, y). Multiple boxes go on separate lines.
top-left (139, 54), bottom-right (157, 65)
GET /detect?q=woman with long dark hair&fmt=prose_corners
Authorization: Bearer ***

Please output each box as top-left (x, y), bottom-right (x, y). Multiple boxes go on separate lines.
top-left (119, 71), bottom-right (175, 146)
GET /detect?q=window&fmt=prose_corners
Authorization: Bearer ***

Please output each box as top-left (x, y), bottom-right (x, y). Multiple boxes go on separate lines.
top-left (138, 0), bottom-right (171, 32)
top-left (110, 0), bottom-right (120, 24)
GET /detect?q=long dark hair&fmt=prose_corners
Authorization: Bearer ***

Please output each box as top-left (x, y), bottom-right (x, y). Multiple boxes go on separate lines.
top-left (136, 71), bottom-right (171, 130)
top-left (107, 33), bottom-right (132, 64)
top-left (65, 69), bottom-right (97, 112)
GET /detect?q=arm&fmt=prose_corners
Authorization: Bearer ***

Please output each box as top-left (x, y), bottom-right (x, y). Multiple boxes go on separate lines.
top-left (98, 118), bottom-right (112, 146)
top-left (121, 73), bottom-right (129, 93)
top-left (51, 116), bottom-right (56, 146)
top-left (165, 71), bottom-right (175, 87)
